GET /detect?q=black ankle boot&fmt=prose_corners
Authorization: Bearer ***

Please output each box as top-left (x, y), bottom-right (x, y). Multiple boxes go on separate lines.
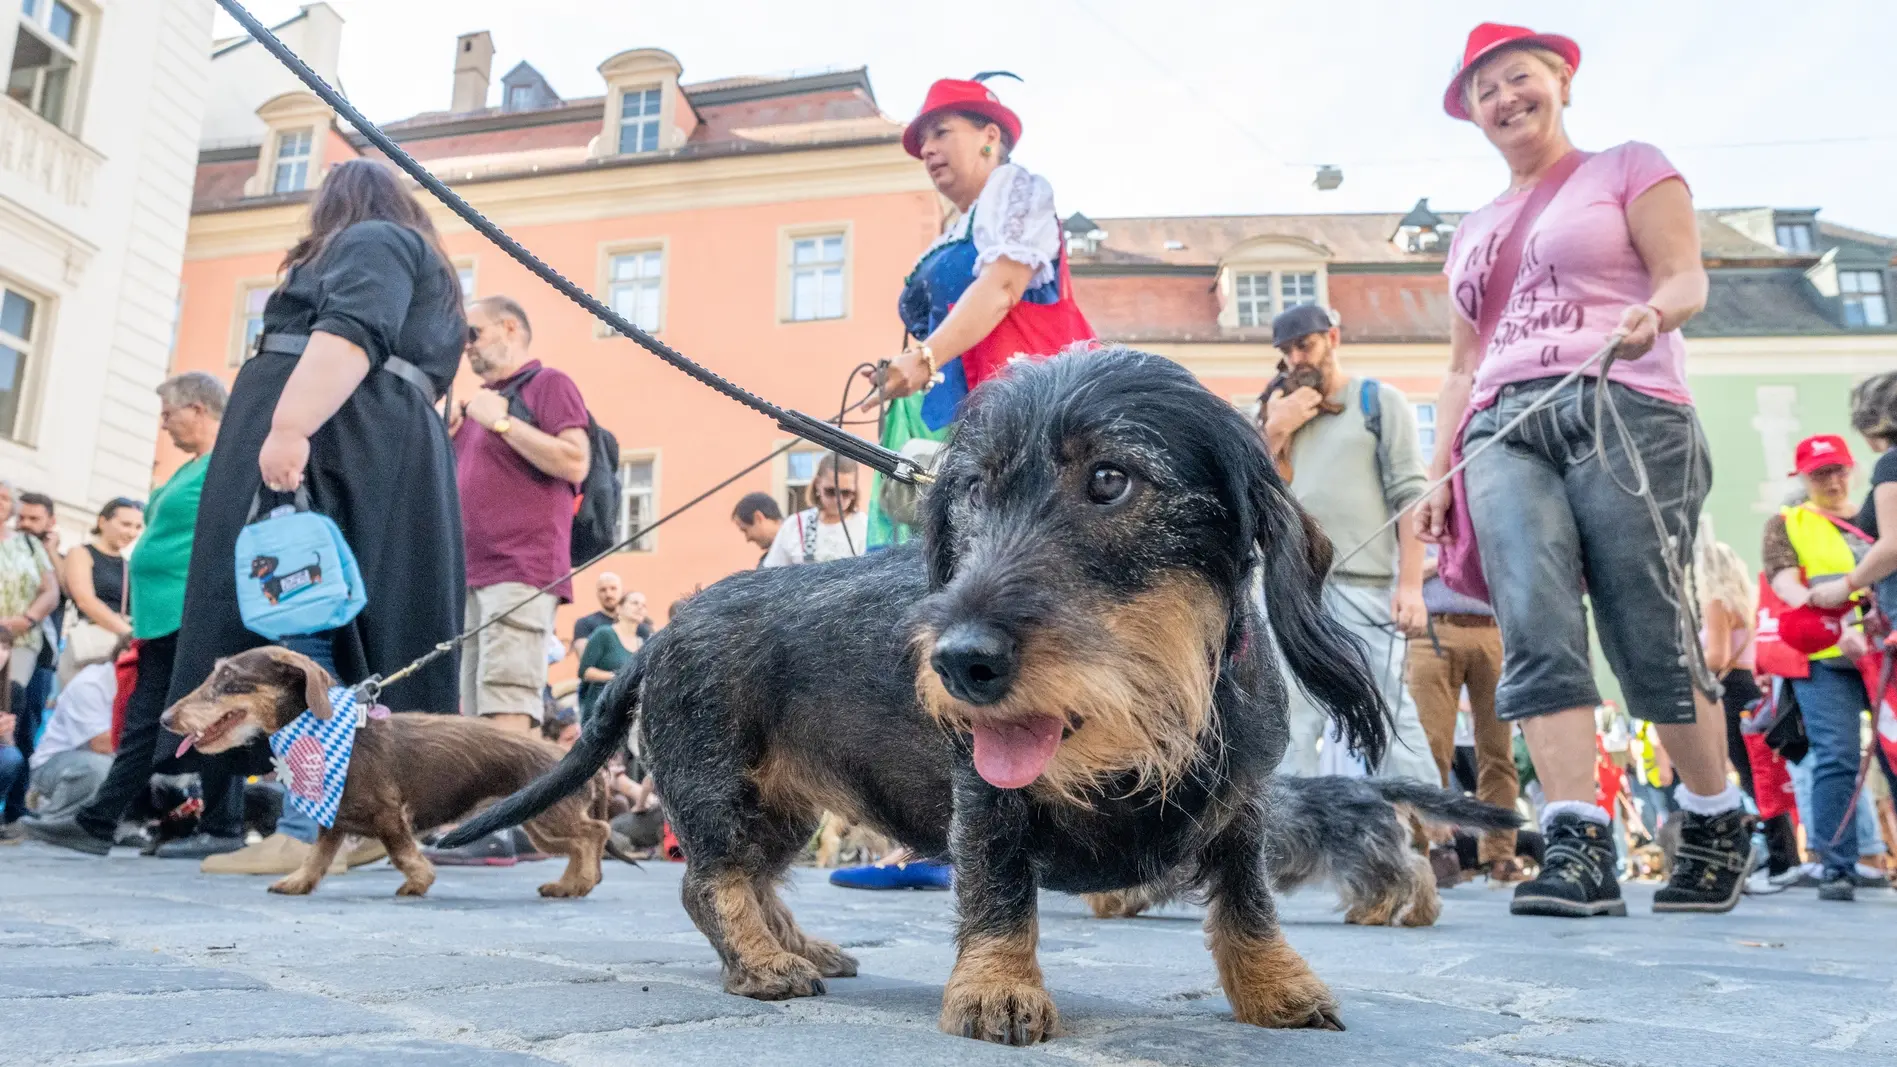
top-left (1511, 812), bottom-right (1624, 917)
top-left (1653, 808), bottom-right (1756, 913)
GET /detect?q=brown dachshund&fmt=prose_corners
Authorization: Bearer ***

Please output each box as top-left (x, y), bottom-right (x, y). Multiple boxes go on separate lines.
top-left (160, 647), bottom-right (610, 899)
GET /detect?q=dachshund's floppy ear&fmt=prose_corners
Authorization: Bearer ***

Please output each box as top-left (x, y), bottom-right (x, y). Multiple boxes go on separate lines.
top-left (919, 447), bottom-right (960, 591)
top-left (1228, 428), bottom-right (1391, 768)
top-left (264, 647), bottom-right (335, 720)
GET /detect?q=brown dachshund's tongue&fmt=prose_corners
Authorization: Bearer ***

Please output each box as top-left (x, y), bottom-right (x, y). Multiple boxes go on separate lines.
top-left (175, 734), bottom-right (196, 759)
top-left (971, 717), bottom-right (1064, 790)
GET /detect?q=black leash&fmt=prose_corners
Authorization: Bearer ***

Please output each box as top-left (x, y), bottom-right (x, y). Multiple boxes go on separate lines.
top-left (212, 0), bottom-right (927, 489)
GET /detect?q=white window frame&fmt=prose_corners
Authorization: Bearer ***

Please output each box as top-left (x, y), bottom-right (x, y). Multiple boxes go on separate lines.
top-left (781, 446), bottom-right (824, 516)
top-left (599, 241), bottom-right (666, 335)
top-left (0, 281), bottom-right (46, 443)
top-left (617, 85), bottom-right (663, 155)
top-left (453, 258), bottom-right (478, 301)
top-left (8, 0), bottom-right (88, 131)
top-left (229, 279), bottom-right (275, 367)
top-left (1278, 271), bottom-right (1319, 312)
top-left (1234, 272), bottom-right (1273, 328)
top-left (271, 127), bottom-right (313, 194)
top-left (1413, 400), bottom-right (1438, 452)
top-left (1776, 223), bottom-right (1815, 253)
top-left (616, 453), bottom-right (658, 552)
top-left (1840, 270), bottom-right (1890, 328)
top-left (783, 227), bottom-right (850, 323)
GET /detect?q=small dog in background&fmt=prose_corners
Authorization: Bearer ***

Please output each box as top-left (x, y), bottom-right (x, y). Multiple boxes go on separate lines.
top-left (1085, 776), bottom-right (1523, 927)
top-left (160, 647), bottom-right (612, 899)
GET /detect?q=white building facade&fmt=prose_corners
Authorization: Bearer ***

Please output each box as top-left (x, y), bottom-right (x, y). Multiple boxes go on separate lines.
top-left (0, 0), bottom-right (212, 528)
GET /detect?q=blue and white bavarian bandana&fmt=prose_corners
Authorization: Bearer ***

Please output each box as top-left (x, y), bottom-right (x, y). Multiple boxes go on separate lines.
top-left (268, 685), bottom-right (362, 829)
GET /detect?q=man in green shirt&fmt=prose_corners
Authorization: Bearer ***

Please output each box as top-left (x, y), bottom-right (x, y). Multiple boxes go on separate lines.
top-left (28, 372), bottom-right (230, 856)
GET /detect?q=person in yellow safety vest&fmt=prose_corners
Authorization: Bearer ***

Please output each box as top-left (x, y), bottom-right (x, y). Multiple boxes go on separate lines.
top-left (1761, 434), bottom-right (1875, 901)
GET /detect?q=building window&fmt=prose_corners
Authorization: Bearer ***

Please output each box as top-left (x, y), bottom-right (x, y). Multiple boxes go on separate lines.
top-left (506, 84), bottom-right (531, 111)
top-left (1235, 272), bottom-right (1272, 328)
top-left (617, 456), bottom-right (656, 551)
top-left (784, 449), bottom-right (822, 515)
top-left (607, 248), bottom-right (663, 331)
top-left (7, 0), bottom-right (84, 130)
top-left (618, 87), bottom-right (662, 154)
top-left (456, 264), bottom-right (476, 300)
top-left (1775, 223), bottom-right (1814, 253)
top-left (1279, 271), bottom-right (1318, 311)
top-left (272, 128), bottom-right (313, 194)
top-left (0, 286), bottom-right (40, 440)
top-left (1841, 270), bottom-right (1890, 327)
top-left (1413, 401), bottom-right (1437, 452)
top-left (788, 234), bottom-right (846, 321)
top-left (233, 284), bottom-right (271, 366)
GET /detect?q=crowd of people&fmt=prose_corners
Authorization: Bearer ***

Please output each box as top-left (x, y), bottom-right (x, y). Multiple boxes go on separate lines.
top-left (4, 22), bottom-right (1895, 935)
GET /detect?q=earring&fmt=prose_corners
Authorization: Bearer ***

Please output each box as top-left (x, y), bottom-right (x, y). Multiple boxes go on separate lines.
top-left (981, 145), bottom-right (992, 156)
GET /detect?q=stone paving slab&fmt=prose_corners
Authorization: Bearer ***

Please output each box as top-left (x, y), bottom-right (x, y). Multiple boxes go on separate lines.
top-left (3, 841), bottom-right (1894, 1066)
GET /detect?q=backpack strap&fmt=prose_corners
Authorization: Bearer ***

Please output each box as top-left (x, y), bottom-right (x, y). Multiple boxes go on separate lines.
top-left (497, 366), bottom-right (543, 427)
top-left (1360, 378), bottom-right (1388, 497)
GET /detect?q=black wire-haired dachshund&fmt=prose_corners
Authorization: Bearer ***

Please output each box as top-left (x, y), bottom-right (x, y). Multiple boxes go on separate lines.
top-left (442, 346), bottom-right (1390, 1044)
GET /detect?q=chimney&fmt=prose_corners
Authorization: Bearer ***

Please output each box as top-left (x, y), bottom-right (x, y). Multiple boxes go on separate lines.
top-left (452, 31), bottom-right (494, 113)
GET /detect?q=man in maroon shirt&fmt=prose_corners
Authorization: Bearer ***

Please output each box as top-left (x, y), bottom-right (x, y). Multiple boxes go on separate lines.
top-left (450, 296), bottom-right (591, 739)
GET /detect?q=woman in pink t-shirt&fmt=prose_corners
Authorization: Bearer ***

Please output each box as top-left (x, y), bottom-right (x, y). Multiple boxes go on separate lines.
top-left (1416, 23), bottom-right (1752, 919)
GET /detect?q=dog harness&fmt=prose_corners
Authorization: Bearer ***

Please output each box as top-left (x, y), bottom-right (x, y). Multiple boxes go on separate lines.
top-left (268, 685), bottom-right (386, 828)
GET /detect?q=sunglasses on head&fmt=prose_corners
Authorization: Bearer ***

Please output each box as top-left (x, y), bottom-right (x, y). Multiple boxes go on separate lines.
top-left (817, 486), bottom-right (856, 500)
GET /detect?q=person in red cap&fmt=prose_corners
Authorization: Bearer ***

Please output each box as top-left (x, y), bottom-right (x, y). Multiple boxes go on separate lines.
top-left (1415, 23), bottom-right (1752, 918)
top-left (871, 74), bottom-right (1093, 432)
top-left (1761, 433), bottom-right (1880, 901)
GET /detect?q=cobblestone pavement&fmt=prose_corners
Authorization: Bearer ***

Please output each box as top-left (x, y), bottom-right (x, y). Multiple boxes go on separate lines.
top-left (2, 841), bottom-right (1894, 1066)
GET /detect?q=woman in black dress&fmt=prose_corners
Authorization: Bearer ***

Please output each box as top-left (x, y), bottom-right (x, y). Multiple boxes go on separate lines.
top-left (170, 159), bottom-right (466, 719)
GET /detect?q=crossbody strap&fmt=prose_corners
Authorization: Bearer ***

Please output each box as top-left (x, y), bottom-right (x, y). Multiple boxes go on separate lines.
top-left (1474, 150), bottom-right (1593, 358)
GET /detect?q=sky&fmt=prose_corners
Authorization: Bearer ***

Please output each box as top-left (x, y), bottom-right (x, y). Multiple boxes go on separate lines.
top-left (214, 0), bottom-right (1897, 234)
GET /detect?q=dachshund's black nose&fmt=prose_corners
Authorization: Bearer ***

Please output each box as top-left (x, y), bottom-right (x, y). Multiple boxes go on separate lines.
top-left (932, 622), bottom-right (1017, 706)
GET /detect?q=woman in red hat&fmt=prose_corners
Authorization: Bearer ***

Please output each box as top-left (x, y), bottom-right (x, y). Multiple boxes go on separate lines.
top-left (872, 74), bottom-right (1093, 432)
top-left (1760, 434), bottom-right (1880, 900)
top-left (1415, 23), bottom-right (1750, 918)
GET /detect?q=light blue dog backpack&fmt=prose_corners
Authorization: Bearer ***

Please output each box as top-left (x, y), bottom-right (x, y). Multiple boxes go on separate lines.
top-left (234, 487), bottom-right (367, 640)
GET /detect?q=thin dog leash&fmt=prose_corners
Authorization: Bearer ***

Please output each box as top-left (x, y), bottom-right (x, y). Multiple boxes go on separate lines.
top-left (356, 372), bottom-right (888, 703)
top-left (212, 0), bottom-right (927, 489)
top-left (1326, 335), bottom-right (1720, 701)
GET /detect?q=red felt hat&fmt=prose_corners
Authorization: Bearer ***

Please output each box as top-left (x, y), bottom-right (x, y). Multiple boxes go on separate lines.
top-left (1790, 434), bottom-right (1856, 476)
top-left (1776, 603), bottom-right (1851, 656)
top-left (1444, 22), bottom-right (1581, 121)
top-left (903, 77), bottom-right (1022, 159)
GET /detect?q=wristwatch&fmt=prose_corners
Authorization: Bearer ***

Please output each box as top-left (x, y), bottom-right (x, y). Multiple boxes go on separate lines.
top-left (492, 416), bottom-right (513, 435)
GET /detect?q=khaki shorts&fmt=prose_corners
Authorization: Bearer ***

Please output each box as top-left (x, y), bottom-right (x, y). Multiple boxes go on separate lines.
top-left (460, 581), bottom-right (557, 721)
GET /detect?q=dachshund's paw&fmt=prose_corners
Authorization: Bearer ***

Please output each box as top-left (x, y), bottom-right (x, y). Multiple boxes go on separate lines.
top-left (395, 878), bottom-right (434, 897)
top-left (538, 880), bottom-right (595, 898)
top-left (940, 980), bottom-right (1059, 1045)
top-left (725, 952), bottom-right (827, 1000)
top-left (1084, 889), bottom-right (1149, 919)
top-left (1229, 967), bottom-right (1343, 1031)
top-left (267, 874), bottom-right (318, 895)
top-left (796, 938), bottom-right (858, 978)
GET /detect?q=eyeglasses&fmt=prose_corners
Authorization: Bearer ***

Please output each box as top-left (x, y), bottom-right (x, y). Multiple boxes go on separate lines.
top-left (466, 325), bottom-right (483, 345)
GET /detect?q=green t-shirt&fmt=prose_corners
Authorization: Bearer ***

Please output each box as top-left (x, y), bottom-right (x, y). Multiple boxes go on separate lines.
top-left (129, 454), bottom-right (209, 639)
top-left (577, 623), bottom-right (638, 718)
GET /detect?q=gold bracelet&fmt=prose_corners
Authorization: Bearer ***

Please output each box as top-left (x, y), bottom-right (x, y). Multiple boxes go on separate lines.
top-left (917, 344), bottom-right (936, 377)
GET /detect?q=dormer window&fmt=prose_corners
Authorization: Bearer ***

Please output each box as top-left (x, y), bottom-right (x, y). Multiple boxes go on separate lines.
top-left (506, 84), bottom-right (531, 111)
top-left (1841, 270), bottom-right (1890, 327)
top-left (1776, 222), bottom-right (1814, 253)
top-left (595, 50), bottom-right (694, 160)
top-left (272, 128), bottom-right (313, 193)
top-left (619, 87), bottom-right (662, 154)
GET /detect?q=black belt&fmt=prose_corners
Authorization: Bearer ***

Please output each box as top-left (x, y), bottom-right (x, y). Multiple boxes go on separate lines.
top-left (256, 332), bottom-right (440, 405)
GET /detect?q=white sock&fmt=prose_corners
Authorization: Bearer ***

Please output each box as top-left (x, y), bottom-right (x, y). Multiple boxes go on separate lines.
top-left (1674, 783), bottom-right (1744, 817)
top-left (1541, 801), bottom-right (1611, 830)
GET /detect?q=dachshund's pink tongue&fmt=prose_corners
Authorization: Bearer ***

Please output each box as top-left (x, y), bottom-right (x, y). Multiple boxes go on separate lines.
top-left (971, 717), bottom-right (1064, 790)
top-left (175, 734), bottom-right (196, 759)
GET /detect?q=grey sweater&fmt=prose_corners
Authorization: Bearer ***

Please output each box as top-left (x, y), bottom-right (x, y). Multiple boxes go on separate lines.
top-left (1282, 376), bottom-right (1427, 585)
